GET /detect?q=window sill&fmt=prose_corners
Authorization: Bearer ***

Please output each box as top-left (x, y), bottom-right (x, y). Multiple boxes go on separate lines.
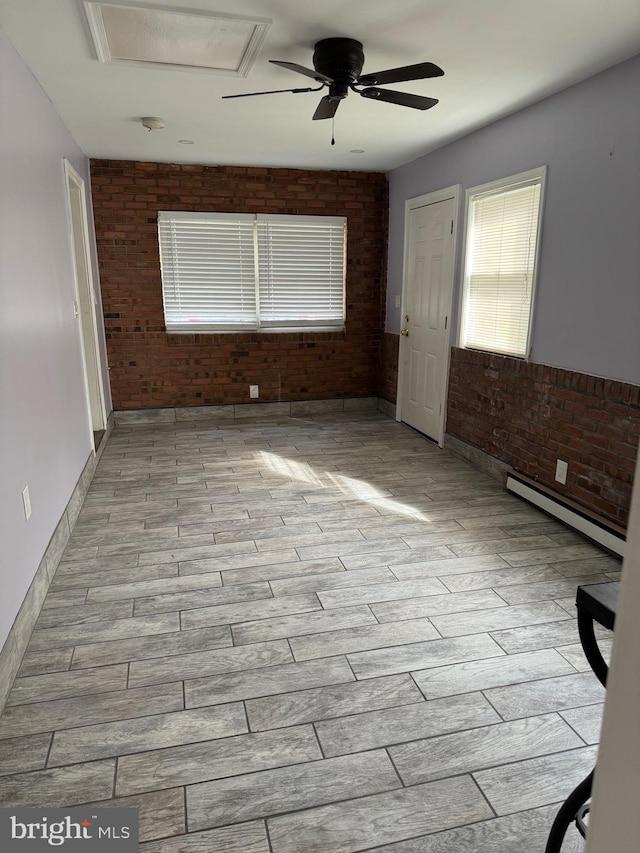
top-left (166, 326), bottom-right (345, 335)
top-left (166, 328), bottom-right (347, 345)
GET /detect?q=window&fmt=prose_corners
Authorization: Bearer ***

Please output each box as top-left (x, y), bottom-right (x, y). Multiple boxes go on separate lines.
top-left (158, 211), bottom-right (346, 332)
top-left (459, 167), bottom-right (546, 358)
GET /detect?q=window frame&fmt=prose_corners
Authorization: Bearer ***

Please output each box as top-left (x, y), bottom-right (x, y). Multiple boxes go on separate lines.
top-left (458, 166), bottom-right (547, 359)
top-left (158, 210), bottom-right (347, 334)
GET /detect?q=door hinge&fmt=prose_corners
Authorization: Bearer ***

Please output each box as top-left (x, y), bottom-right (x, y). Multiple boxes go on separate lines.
top-left (450, 220), bottom-right (454, 234)
top-left (444, 316), bottom-right (448, 330)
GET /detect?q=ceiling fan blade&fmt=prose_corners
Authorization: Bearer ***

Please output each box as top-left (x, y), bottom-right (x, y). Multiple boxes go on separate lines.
top-left (359, 87), bottom-right (438, 110)
top-left (313, 96), bottom-right (340, 121)
top-left (270, 60), bottom-right (333, 83)
top-left (358, 62), bottom-right (444, 86)
top-left (222, 86), bottom-right (322, 100)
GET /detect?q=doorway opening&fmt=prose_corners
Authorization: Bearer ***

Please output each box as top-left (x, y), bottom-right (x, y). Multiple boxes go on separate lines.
top-left (396, 185), bottom-right (460, 446)
top-left (64, 160), bottom-right (106, 448)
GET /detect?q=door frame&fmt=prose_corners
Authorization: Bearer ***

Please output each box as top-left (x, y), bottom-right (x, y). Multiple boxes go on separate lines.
top-left (395, 184), bottom-right (461, 447)
top-left (64, 159), bottom-right (107, 445)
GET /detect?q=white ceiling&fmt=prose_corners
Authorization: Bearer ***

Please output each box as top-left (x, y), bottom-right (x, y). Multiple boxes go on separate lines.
top-left (1, 0), bottom-right (639, 172)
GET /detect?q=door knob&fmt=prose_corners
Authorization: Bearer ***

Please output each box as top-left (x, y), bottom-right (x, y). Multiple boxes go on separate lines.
top-left (400, 329), bottom-right (409, 336)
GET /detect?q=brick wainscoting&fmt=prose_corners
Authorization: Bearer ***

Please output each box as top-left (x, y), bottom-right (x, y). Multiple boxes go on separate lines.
top-left (90, 160), bottom-right (388, 409)
top-left (447, 347), bottom-right (639, 527)
top-left (378, 332), bottom-right (399, 404)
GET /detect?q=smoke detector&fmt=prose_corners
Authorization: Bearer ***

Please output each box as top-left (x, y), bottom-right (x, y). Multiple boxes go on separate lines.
top-left (141, 116), bottom-right (165, 131)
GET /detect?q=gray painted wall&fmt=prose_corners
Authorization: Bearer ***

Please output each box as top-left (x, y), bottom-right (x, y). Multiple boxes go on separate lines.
top-left (386, 53), bottom-right (640, 385)
top-left (0, 27), bottom-right (111, 652)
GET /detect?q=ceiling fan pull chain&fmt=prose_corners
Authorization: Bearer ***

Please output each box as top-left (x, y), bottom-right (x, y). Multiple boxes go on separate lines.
top-left (331, 114), bottom-right (336, 146)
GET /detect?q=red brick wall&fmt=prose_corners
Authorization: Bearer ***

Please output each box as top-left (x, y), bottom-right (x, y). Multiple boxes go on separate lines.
top-left (447, 347), bottom-right (639, 526)
top-left (378, 332), bottom-right (399, 403)
top-left (90, 160), bottom-right (388, 409)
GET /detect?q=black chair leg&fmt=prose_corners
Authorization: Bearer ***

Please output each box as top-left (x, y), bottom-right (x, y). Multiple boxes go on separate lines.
top-left (544, 770), bottom-right (593, 853)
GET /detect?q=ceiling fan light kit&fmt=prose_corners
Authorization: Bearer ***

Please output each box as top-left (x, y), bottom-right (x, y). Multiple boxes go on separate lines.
top-left (223, 37), bottom-right (444, 120)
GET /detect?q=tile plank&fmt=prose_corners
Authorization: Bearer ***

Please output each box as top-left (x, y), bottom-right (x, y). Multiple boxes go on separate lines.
top-left (232, 606), bottom-right (377, 645)
top-left (269, 566), bottom-right (394, 596)
top-left (489, 621), bottom-right (583, 654)
top-left (412, 649), bottom-right (576, 698)
top-left (267, 776), bottom-right (493, 853)
top-left (317, 578), bottom-right (449, 609)
top-left (7, 664), bottom-right (129, 706)
top-left (0, 683), bottom-right (184, 740)
top-left (116, 725), bottom-right (321, 796)
top-left (187, 750), bottom-right (401, 831)
top-left (134, 581), bottom-right (273, 616)
top-left (128, 639), bottom-right (292, 688)
top-left (367, 804), bottom-right (583, 853)
top-left (371, 589), bottom-right (507, 623)
top-left (18, 647), bottom-right (73, 677)
top-left (347, 634), bottom-right (505, 680)
top-left (0, 760), bottom-right (116, 807)
top-left (186, 656), bottom-right (355, 708)
top-left (28, 613), bottom-right (181, 651)
top-left (246, 673), bottom-right (423, 732)
top-left (473, 746), bottom-right (598, 814)
top-left (430, 601), bottom-right (570, 638)
top-left (34, 600), bottom-right (134, 629)
top-left (315, 692), bottom-right (500, 757)
top-left (86, 571), bottom-right (223, 603)
top-left (560, 704), bottom-right (604, 744)
top-left (290, 618), bottom-right (440, 662)
top-left (484, 672), bottom-right (606, 720)
top-left (181, 593), bottom-right (321, 631)
top-left (139, 821), bottom-right (269, 853)
top-left (0, 733), bottom-right (52, 776)
top-left (83, 788), bottom-right (185, 843)
top-left (390, 713), bottom-right (584, 784)
top-left (71, 625), bottom-right (232, 670)
top-left (49, 704), bottom-right (248, 766)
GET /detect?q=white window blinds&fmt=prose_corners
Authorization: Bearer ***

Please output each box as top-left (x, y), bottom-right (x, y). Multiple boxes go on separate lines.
top-left (158, 211), bottom-right (346, 332)
top-left (461, 172), bottom-right (544, 357)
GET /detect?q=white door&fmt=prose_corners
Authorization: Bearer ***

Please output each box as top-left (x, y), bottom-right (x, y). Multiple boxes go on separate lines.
top-left (398, 192), bottom-right (457, 444)
top-left (65, 161), bottom-right (106, 440)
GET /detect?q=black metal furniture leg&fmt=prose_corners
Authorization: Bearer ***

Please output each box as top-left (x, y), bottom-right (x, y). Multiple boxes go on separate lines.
top-left (577, 609), bottom-right (609, 687)
top-left (544, 583), bottom-right (618, 852)
top-left (544, 771), bottom-right (594, 853)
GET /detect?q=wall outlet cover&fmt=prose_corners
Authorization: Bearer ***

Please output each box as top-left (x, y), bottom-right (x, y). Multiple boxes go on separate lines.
top-left (555, 459), bottom-right (568, 485)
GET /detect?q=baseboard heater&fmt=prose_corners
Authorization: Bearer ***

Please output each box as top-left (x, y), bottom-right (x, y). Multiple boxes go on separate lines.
top-left (505, 471), bottom-right (626, 558)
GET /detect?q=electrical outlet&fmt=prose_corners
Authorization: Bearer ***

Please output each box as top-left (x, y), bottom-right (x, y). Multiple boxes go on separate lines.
top-left (22, 485), bottom-right (32, 521)
top-left (555, 459), bottom-right (568, 485)
top-left (249, 385), bottom-right (259, 399)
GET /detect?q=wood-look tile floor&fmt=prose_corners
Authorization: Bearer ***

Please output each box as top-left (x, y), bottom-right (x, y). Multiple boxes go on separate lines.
top-left (0, 412), bottom-right (621, 851)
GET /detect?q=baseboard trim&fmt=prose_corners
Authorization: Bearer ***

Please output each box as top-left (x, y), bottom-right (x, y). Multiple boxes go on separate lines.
top-left (113, 398), bottom-right (383, 425)
top-left (443, 433), bottom-right (510, 484)
top-left (377, 398), bottom-right (397, 419)
top-left (0, 413), bottom-right (113, 714)
top-left (506, 470), bottom-right (626, 558)
top-left (443, 432), bottom-right (625, 557)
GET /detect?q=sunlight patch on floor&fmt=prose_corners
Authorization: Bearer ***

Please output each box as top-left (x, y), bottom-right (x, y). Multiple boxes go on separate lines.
top-left (259, 451), bottom-right (429, 521)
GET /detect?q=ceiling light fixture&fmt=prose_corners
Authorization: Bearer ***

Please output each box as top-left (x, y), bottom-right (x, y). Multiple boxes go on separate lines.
top-left (141, 116), bottom-right (165, 131)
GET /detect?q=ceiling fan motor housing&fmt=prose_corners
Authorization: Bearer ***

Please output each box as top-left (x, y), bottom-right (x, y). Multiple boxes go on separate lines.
top-left (313, 38), bottom-right (364, 98)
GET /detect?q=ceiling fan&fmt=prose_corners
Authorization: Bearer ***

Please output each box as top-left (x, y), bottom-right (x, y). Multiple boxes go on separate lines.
top-left (222, 38), bottom-right (444, 120)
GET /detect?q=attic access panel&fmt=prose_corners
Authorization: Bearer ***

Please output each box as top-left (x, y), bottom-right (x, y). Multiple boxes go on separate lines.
top-left (83, 1), bottom-right (270, 76)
